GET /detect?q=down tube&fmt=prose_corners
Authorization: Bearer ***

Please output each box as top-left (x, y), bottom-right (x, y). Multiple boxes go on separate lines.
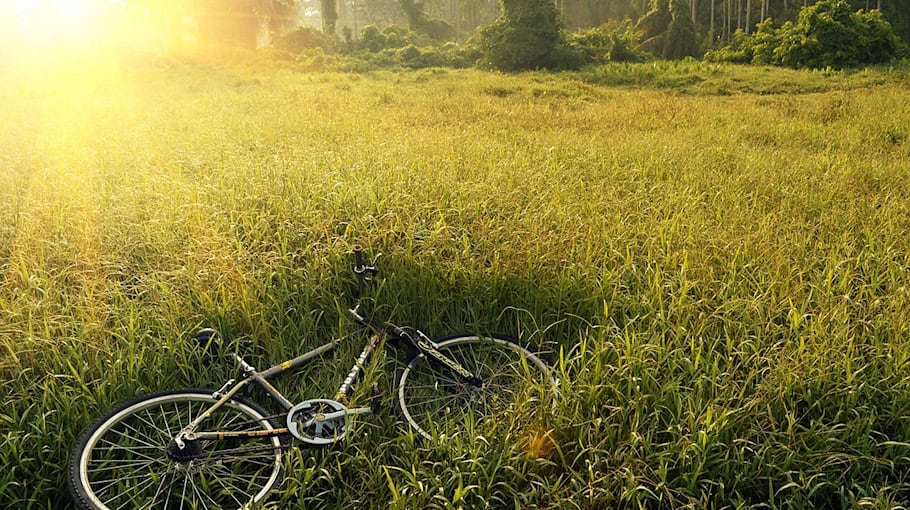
top-left (334, 334), bottom-right (381, 401)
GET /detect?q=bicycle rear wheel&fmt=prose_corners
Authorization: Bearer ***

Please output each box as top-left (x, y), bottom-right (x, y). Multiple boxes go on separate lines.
top-left (397, 333), bottom-right (556, 441)
top-left (68, 389), bottom-right (283, 510)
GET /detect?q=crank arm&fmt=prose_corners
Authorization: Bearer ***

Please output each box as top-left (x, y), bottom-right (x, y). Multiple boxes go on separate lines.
top-left (303, 406), bottom-right (372, 428)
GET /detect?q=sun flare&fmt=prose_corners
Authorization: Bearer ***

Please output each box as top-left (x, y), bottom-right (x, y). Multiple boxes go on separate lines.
top-left (7, 0), bottom-right (123, 48)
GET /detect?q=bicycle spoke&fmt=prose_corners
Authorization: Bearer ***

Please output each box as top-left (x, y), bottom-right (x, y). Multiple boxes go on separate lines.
top-left (210, 465), bottom-right (258, 500)
top-left (178, 475), bottom-right (188, 510)
top-left (105, 472), bottom-right (157, 508)
top-left (114, 421), bottom-right (164, 449)
top-left (91, 470), bottom-right (159, 496)
top-left (97, 437), bottom-right (163, 451)
top-left (149, 470), bottom-right (172, 508)
top-left (187, 475), bottom-right (217, 510)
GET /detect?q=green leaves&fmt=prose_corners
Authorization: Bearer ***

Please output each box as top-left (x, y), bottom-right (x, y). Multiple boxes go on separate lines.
top-left (708, 0), bottom-right (901, 69)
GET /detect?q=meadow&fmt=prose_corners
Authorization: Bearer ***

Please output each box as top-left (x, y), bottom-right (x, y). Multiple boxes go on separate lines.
top-left (1, 56), bottom-right (910, 508)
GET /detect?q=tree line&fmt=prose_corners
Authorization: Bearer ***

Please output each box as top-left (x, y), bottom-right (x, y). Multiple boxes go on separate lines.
top-left (318, 0), bottom-right (907, 46)
top-left (120, 0), bottom-right (908, 50)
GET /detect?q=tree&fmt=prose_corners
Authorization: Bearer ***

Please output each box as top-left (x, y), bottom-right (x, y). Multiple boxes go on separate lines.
top-left (322, 0), bottom-right (339, 32)
top-left (663, 0), bottom-right (699, 57)
top-left (635, 0), bottom-right (698, 57)
top-left (397, 0), bottom-right (456, 40)
top-left (636, 0), bottom-right (672, 39)
top-left (706, 0), bottom-right (901, 67)
top-left (477, 0), bottom-right (581, 70)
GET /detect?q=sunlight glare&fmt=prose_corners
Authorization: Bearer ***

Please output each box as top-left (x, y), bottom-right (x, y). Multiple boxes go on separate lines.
top-left (8, 0), bottom-right (115, 48)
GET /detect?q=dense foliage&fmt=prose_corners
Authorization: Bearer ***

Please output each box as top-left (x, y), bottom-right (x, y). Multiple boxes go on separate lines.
top-left (327, 0), bottom-right (910, 47)
top-left (475, 0), bottom-right (583, 71)
top-left (663, 0), bottom-right (700, 59)
top-left (398, 0), bottom-right (457, 42)
top-left (273, 26), bottom-right (338, 54)
top-left (707, 0), bottom-right (901, 68)
top-left (569, 20), bottom-right (646, 63)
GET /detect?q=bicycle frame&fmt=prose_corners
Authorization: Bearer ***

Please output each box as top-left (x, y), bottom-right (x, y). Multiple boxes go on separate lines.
top-left (177, 332), bottom-right (383, 443)
top-left (175, 251), bottom-right (484, 446)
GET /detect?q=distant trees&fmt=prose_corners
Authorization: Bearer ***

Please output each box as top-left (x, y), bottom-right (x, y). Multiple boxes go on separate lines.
top-left (121, 0), bottom-right (907, 68)
top-left (706, 0), bottom-right (901, 67)
top-left (125, 0), bottom-right (910, 53)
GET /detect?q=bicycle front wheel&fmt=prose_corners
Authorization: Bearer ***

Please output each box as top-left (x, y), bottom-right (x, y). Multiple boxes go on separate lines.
top-left (397, 333), bottom-right (557, 441)
top-left (68, 389), bottom-right (283, 510)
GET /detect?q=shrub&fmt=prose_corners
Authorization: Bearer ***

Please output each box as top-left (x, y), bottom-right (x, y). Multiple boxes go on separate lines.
top-left (748, 19), bottom-right (783, 64)
top-left (382, 25), bottom-right (412, 48)
top-left (359, 25), bottom-right (386, 53)
top-left (359, 25), bottom-right (414, 53)
top-left (272, 26), bottom-right (336, 54)
top-left (704, 29), bottom-right (753, 63)
top-left (419, 18), bottom-right (457, 43)
top-left (570, 20), bottom-right (647, 63)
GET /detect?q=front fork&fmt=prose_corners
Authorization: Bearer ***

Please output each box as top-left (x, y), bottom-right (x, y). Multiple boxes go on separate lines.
top-left (412, 331), bottom-right (482, 387)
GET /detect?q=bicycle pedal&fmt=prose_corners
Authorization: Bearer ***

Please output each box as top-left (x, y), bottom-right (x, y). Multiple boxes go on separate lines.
top-left (370, 382), bottom-right (382, 414)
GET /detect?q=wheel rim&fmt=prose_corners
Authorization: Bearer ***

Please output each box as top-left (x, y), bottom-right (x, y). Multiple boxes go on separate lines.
top-left (398, 335), bottom-right (556, 441)
top-left (78, 393), bottom-right (282, 509)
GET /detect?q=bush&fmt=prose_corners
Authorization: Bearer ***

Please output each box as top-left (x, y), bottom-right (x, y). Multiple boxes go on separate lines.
top-left (707, 0), bottom-right (900, 69)
top-left (570, 20), bottom-right (647, 63)
top-left (351, 33), bottom-right (478, 70)
top-left (272, 26), bottom-right (336, 54)
top-left (358, 24), bottom-right (446, 54)
top-left (704, 29), bottom-right (752, 63)
top-left (477, 0), bottom-right (583, 71)
top-left (774, 0), bottom-right (894, 68)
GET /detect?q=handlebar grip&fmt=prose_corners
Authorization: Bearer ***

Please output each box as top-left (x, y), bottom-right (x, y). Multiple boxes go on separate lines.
top-left (353, 245), bottom-right (364, 271)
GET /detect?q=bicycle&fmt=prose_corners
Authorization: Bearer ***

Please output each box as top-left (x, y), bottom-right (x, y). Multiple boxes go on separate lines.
top-left (67, 246), bottom-right (558, 509)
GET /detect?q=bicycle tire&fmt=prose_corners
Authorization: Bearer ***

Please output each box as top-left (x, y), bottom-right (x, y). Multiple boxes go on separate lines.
top-left (67, 388), bottom-right (284, 510)
top-left (397, 333), bottom-right (557, 441)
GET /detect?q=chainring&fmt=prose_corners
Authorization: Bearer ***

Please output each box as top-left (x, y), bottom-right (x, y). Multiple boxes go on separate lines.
top-left (286, 399), bottom-right (349, 445)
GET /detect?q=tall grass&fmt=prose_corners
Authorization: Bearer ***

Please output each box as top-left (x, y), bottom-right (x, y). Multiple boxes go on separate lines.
top-left (1, 59), bottom-right (909, 508)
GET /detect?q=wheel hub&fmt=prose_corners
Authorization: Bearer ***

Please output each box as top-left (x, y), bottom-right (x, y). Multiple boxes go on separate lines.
top-left (166, 438), bottom-right (203, 462)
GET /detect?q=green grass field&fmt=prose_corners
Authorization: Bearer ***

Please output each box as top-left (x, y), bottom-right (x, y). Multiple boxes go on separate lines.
top-left (2, 57), bottom-right (910, 508)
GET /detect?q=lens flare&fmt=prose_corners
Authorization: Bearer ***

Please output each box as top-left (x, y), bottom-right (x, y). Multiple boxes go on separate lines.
top-left (521, 427), bottom-right (557, 459)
